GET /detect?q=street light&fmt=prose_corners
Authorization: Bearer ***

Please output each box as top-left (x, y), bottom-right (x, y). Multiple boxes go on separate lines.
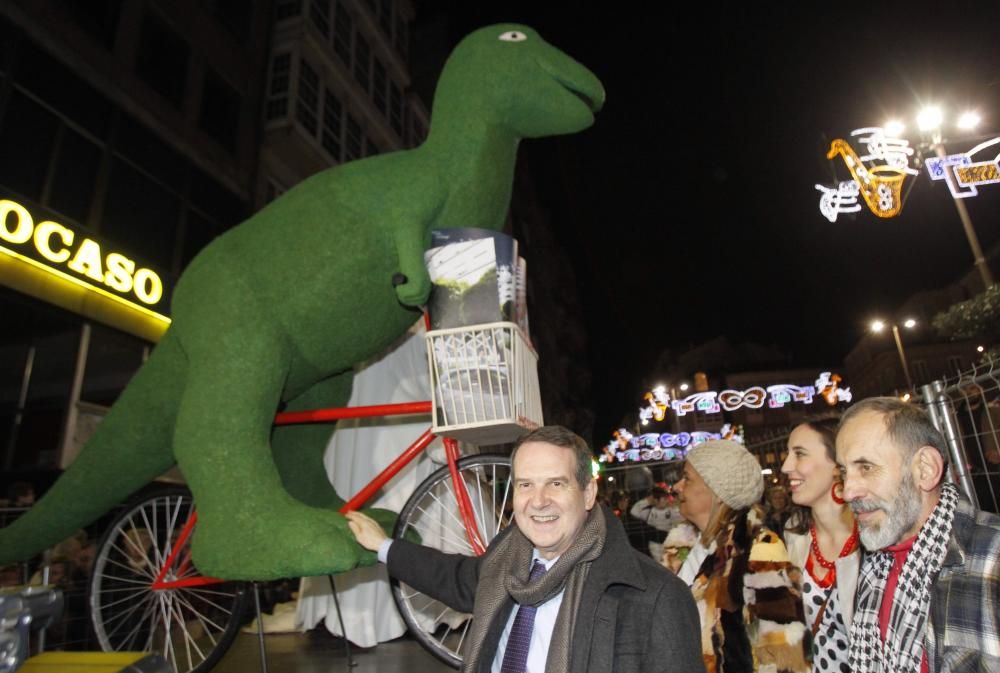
top-left (870, 318), bottom-right (917, 391)
top-left (897, 106), bottom-right (995, 289)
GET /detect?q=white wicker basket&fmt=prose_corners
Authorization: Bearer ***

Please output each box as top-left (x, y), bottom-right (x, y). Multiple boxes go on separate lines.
top-left (425, 322), bottom-right (543, 444)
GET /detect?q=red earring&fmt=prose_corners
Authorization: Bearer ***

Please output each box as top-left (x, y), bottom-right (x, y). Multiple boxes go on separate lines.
top-left (831, 481), bottom-right (846, 505)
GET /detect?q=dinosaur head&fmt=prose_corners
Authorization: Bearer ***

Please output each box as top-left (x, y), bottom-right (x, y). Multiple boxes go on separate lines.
top-left (432, 24), bottom-right (605, 139)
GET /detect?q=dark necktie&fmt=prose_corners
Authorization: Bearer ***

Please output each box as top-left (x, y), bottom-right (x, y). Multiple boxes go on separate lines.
top-left (500, 560), bottom-right (548, 673)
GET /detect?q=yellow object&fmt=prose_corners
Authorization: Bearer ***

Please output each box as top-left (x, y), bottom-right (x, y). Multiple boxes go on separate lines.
top-left (826, 139), bottom-right (906, 218)
top-left (955, 162), bottom-right (1000, 185)
top-left (19, 651), bottom-right (164, 673)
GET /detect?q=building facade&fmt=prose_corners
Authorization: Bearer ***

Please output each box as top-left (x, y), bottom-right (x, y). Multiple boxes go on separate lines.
top-left (0, 0), bottom-right (427, 482)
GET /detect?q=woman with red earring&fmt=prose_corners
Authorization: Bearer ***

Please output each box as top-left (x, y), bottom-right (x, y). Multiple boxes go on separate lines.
top-left (781, 417), bottom-right (859, 672)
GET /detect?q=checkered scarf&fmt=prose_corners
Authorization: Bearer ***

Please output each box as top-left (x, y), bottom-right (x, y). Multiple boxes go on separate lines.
top-left (849, 482), bottom-right (959, 673)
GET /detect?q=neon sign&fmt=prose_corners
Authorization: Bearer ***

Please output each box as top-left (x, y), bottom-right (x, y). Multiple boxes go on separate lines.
top-left (0, 199), bottom-right (168, 321)
top-left (601, 424), bottom-right (745, 463)
top-left (817, 127), bottom-right (916, 221)
top-left (637, 373), bottom-right (850, 420)
top-left (926, 137), bottom-right (1000, 199)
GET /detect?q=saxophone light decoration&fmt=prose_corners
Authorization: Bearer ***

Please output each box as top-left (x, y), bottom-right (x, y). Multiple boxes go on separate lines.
top-left (826, 138), bottom-right (907, 218)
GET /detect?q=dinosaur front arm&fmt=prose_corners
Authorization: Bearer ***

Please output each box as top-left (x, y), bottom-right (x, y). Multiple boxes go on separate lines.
top-left (391, 204), bottom-right (440, 308)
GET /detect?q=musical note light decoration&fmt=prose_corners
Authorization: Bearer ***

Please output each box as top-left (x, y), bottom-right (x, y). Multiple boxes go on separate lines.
top-left (817, 127), bottom-right (917, 221)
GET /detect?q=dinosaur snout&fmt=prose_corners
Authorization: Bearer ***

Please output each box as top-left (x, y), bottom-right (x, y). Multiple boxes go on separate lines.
top-left (547, 61), bottom-right (605, 114)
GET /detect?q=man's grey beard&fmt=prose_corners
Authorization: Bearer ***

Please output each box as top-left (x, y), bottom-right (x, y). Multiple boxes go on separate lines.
top-left (849, 470), bottom-right (923, 550)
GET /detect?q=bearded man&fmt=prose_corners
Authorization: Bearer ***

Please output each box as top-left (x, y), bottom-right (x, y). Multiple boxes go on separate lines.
top-left (836, 397), bottom-right (1000, 673)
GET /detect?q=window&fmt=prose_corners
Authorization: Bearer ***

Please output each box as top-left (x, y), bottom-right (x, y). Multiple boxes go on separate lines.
top-left (135, 11), bottom-right (190, 107)
top-left (264, 179), bottom-right (286, 204)
top-left (912, 360), bottom-right (929, 385)
top-left (265, 53), bottom-right (292, 121)
top-left (411, 117), bottom-right (425, 145)
top-left (378, 0), bottom-right (392, 36)
top-left (212, 0), bottom-right (252, 44)
top-left (332, 2), bottom-right (352, 65)
top-left (353, 34), bottom-right (371, 93)
top-left (296, 58), bottom-right (320, 136)
top-left (345, 114), bottom-right (362, 161)
top-left (14, 40), bottom-right (113, 138)
top-left (309, 0), bottom-right (330, 38)
top-left (0, 290), bottom-right (83, 470)
top-left (180, 209), bottom-right (221, 269)
top-left (189, 169), bottom-right (245, 228)
top-left (48, 128), bottom-right (101, 223)
top-left (54, 0), bottom-right (123, 49)
top-left (372, 60), bottom-right (387, 115)
top-left (199, 69), bottom-right (241, 152)
top-left (80, 324), bottom-right (146, 407)
top-left (275, 0), bottom-right (302, 21)
top-left (389, 82), bottom-right (402, 136)
top-left (114, 116), bottom-right (187, 189)
top-left (102, 158), bottom-right (180, 268)
top-left (322, 90), bottom-right (343, 161)
top-left (394, 16), bottom-right (408, 58)
top-left (0, 90), bottom-right (58, 201)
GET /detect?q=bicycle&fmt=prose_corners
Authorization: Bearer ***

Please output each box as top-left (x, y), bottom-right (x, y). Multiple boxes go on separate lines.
top-left (86, 320), bottom-right (541, 673)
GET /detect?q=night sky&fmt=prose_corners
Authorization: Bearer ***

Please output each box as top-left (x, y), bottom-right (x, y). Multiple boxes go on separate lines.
top-left (412, 1), bottom-right (1000, 434)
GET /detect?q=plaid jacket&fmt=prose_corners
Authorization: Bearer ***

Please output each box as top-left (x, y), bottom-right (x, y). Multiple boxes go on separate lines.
top-left (926, 496), bottom-right (1000, 673)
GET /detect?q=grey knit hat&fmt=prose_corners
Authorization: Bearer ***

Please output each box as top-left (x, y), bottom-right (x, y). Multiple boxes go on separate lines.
top-left (685, 440), bottom-right (764, 510)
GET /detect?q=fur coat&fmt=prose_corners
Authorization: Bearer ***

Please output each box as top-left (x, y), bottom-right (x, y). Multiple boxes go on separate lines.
top-left (688, 505), bottom-right (809, 673)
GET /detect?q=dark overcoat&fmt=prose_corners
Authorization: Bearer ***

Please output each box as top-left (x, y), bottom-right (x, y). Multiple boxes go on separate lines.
top-left (388, 506), bottom-right (705, 673)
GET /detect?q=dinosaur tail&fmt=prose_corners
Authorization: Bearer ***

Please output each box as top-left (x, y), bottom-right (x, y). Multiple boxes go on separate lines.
top-left (0, 329), bottom-right (186, 565)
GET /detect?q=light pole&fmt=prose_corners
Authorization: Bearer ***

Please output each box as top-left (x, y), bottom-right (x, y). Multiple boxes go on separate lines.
top-left (871, 318), bottom-right (917, 392)
top-left (890, 107), bottom-right (995, 289)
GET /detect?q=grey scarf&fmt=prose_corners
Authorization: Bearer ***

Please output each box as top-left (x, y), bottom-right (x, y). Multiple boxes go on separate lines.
top-left (463, 506), bottom-right (607, 673)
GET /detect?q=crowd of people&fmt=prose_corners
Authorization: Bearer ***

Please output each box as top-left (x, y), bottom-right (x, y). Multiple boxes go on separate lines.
top-left (4, 395), bottom-right (997, 672)
top-left (350, 395), bottom-right (998, 673)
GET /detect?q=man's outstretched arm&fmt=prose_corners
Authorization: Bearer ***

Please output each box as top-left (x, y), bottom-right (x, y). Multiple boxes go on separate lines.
top-left (346, 510), bottom-right (482, 613)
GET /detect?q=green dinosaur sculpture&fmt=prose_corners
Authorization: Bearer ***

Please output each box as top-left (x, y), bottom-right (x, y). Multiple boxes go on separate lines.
top-left (0, 24), bottom-right (604, 580)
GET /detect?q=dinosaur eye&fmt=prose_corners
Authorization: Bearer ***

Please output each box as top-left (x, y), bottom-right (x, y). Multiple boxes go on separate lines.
top-left (498, 31), bottom-right (527, 42)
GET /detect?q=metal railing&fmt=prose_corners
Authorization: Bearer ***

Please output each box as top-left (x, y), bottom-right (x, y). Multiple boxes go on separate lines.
top-left (922, 356), bottom-right (1000, 514)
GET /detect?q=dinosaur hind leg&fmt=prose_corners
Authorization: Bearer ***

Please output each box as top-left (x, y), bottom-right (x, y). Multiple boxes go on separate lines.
top-left (174, 332), bottom-right (368, 580)
top-left (271, 371), bottom-right (355, 510)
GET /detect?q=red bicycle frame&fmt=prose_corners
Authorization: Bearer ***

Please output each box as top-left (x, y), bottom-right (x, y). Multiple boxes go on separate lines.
top-left (151, 401), bottom-right (488, 590)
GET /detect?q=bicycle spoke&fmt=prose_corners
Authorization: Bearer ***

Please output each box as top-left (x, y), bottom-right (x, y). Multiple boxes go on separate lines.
top-left (108, 596), bottom-right (156, 651)
top-left (120, 519), bottom-right (158, 578)
top-left (182, 587), bottom-right (239, 616)
top-left (100, 551), bottom-right (156, 581)
top-left (104, 594), bottom-right (155, 642)
top-left (173, 590), bottom-right (229, 636)
top-left (167, 592), bottom-right (209, 667)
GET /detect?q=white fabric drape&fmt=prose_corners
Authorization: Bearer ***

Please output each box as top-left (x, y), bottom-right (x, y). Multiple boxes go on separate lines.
top-left (296, 320), bottom-right (444, 647)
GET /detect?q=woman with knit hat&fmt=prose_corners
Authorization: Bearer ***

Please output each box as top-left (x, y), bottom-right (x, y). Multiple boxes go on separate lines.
top-left (673, 439), bottom-right (809, 673)
top-left (780, 418), bottom-right (858, 673)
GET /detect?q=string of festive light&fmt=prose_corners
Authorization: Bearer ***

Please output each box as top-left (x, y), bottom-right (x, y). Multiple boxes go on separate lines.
top-left (637, 372), bottom-right (851, 422)
top-left (601, 424), bottom-right (744, 463)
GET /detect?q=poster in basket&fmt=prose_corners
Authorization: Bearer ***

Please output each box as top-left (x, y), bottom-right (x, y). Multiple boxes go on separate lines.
top-left (424, 229), bottom-right (527, 332)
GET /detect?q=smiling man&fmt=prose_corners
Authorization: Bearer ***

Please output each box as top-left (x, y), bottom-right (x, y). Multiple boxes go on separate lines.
top-left (836, 397), bottom-right (1000, 673)
top-left (347, 425), bottom-right (703, 673)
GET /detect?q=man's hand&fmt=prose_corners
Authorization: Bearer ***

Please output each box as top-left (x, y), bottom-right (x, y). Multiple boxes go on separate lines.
top-left (345, 511), bottom-right (389, 551)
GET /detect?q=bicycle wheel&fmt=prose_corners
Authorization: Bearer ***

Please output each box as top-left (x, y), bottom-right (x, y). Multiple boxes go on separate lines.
top-left (89, 487), bottom-right (248, 673)
top-left (391, 453), bottom-right (513, 668)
